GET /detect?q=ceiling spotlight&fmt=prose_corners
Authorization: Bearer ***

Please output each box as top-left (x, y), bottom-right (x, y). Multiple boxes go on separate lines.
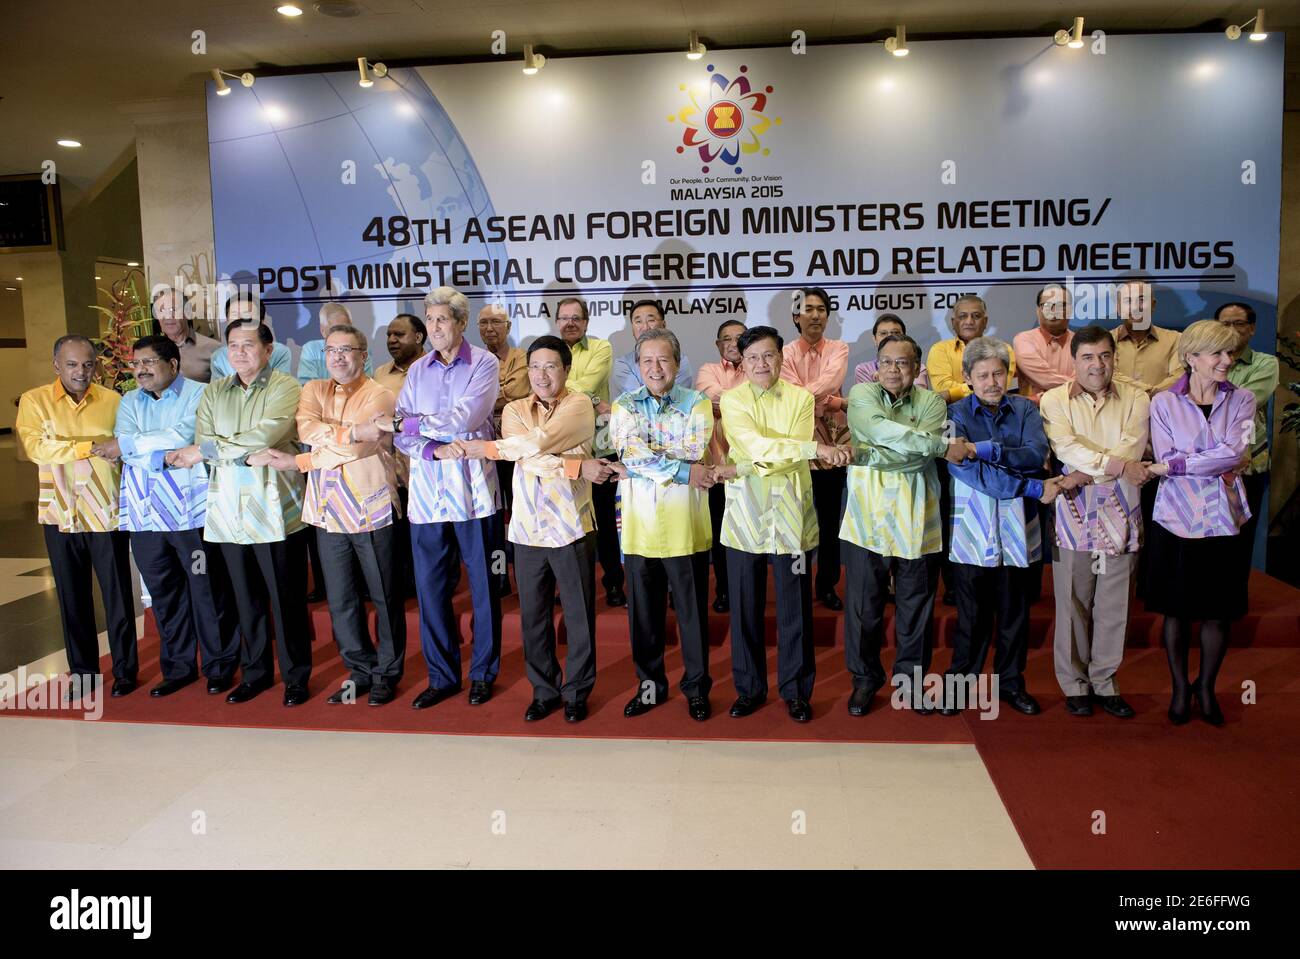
top-left (277, 4), bottom-right (303, 15)
top-left (127, 261), bottom-right (140, 267)
top-left (357, 56), bottom-right (388, 88)
top-left (14, 277), bottom-right (22, 281)
top-left (1226, 8), bottom-right (1268, 40)
top-left (1055, 17), bottom-right (1085, 48)
top-left (522, 44), bottom-right (546, 75)
top-left (687, 30), bottom-right (706, 60)
top-left (56, 139), bottom-right (82, 148)
top-left (884, 25), bottom-right (908, 57)
top-left (211, 69), bottom-right (255, 95)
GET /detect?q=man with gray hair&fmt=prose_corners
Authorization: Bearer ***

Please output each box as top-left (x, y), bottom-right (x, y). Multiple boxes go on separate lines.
top-left (939, 337), bottom-right (1061, 717)
top-left (297, 301), bottom-right (375, 384)
top-left (608, 328), bottom-right (716, 721)
top-left (384, 286), bottom-right (504, 710)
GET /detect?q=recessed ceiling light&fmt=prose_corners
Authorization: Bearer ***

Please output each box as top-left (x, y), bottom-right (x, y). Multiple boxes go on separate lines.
top-left (127, 261), bottom-right (140, 267)
top-left (277, 4), bottom-right (303, 16)
top-left (57, 139), bottom-right (82, 148)
top-left (14, 277), bottom-right (22, 281)
top-left (95, 276), bottom-right (102, 280)
top-left (4, 288), bottom-right (16, 292)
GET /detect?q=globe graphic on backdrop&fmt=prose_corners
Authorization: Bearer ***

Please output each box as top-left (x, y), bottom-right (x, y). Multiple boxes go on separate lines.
top-left (207, 67), bottom-right (512, 351)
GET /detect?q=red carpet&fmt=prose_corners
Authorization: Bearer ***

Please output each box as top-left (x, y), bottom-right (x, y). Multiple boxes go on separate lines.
top-left (3, 567), bottom-right (1299, 868)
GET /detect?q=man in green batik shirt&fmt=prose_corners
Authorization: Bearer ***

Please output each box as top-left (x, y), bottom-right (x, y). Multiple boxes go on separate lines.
top-left (839, 333), bottom-right (975, 717)
top-left (173, 320), bottom-right (313, 707)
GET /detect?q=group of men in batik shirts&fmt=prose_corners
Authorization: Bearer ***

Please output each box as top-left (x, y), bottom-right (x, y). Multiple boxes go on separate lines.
top-left (18, 279), bottom-right (1277, 724)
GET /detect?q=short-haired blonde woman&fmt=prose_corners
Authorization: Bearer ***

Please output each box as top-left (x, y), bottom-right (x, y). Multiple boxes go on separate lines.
top-left (1144, 320), bottom-right (1255, 726)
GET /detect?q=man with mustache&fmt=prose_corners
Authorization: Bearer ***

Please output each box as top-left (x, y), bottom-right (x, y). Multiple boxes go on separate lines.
top-left (113, 335), bottom-right (240, 697)
top-left (17, 335), bottom-right (138, 699)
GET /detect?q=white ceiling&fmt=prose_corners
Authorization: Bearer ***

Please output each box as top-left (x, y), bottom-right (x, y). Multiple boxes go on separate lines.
top-left (1, 0), bottom-right (1297, 209)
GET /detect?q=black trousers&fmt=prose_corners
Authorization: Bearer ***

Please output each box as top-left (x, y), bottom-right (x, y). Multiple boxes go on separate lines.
top-left (317, 524), bottom-right (406, 685)
top-left (946, 562), bottom-right (1030, 696)
top-left (515, 532), bottom-right (597, 704)
top-left (726, 547), bottom-right (815, 701)
top-left (43, 526), bottom-right (137, 681)
top-left (131, 528), bottom-right (239, 681)
top-left (843, 542), bottom-right (939, 692)
top-left (217, 531), bottom-right (313, 687)
top-left (306, 527), bottom-right (327, 597)
top-left (497, 461), bottom-right (515, 586)
top-left (810, 467), bottom-right (846, 595)
top-left (590, 464), bottom-right (624, 591)
top-left (707, 483), bottom-right (729, 599)
top-left (1239, 472), bottom-right (1268, 567)
top-left (625, 550), bottom-right (712, 701)
top-left (391, 486), bottom-right (416, 599)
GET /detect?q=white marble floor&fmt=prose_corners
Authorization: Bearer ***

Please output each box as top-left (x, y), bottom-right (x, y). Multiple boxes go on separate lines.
top-left (0, 713), bottom-right (1031, 869)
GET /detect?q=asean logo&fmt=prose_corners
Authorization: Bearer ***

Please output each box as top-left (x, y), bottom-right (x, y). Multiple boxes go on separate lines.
top-left (669, 63), bottom-right (781, 174)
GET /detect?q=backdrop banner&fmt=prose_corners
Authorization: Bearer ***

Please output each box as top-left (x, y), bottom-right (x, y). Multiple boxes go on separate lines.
top-left (207, 32), bottom-right (1283, 377)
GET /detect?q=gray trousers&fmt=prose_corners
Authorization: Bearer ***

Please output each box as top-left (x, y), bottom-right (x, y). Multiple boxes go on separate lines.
top-left (1052, 546), bottom-right (1136, 697)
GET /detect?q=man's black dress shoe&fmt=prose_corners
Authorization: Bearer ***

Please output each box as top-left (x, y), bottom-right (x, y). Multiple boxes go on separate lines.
top-left (368, 683), bottom-right (396, 706)
top-left (786, 698), bottom-right (812, 723)
top-left (819, 590), bottom-right (843, 611)
top-left (728, 694), bottom-right (765, 718)
top-left (306, 588), bottom-right (326, 603)
top-left (605, 586), bottom-right (627, 608)
top-left (938, 699), bottom-right (961, 716)
top-left (111, 679), bottom-right (138, 698)
top-left (1001, 690), bottom-right (1041, 716)
top-left (411, 684), bottom-right (462, 710)
top-left (283, 683), bottom-right (310, 707)
top-left (326, 681), bottom-right (371, 705)
top-left (564, 700), bottom-right (587, 723)
top-left (524, 698), bottom-right (560, 721)
top-left (712, 593), bottom-right (729, 614)
top-left (624, 694), bottom-right (659, 717)
top-left (468, 681), bottom-right (492, 706)
top-left (226, 681), bottom-right (270, 704)
top-left (913, 704), bottom-right (935, 715)
top-left (150, 676), bottom-right (195, 698)
top-left (1098, 694), bottom-right (1135, 719)
top-left (207, 675), bottom-right (235, 695)
top-left (687, 696), bottom-right (710, 721)
top-left (1065, 695), bottom-right (1093, 716)
top-left (847, 687), bottom-right (874, 717)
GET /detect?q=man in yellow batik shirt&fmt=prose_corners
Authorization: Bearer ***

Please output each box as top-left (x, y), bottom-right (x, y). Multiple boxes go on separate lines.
top-left (717, 326), bottom-right (849, 724)
top-left (17, 335), bottom-right (138, 698)
top-left (608, 329), bottom-right (715, 723)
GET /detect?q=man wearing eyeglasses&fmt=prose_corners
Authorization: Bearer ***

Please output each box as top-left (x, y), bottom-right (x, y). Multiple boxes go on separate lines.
top-left (112, 335), bottom-right (240, 697)
top-left (259, 325), bottom-right (405, 707)
top-left (1012, 284), bottom-right (1076, 403)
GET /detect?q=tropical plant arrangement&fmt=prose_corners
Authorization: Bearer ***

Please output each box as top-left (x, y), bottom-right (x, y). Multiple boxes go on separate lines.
top-left (91, 268), bottom-right (152, 394)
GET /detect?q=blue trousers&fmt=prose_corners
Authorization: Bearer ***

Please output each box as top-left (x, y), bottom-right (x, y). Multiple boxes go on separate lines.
top-left (410, 516), bottom-right (502, 688)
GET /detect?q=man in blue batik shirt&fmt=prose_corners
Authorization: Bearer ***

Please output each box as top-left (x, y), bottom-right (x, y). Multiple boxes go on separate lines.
top-left (941, 337), bottom-right (1064, 718)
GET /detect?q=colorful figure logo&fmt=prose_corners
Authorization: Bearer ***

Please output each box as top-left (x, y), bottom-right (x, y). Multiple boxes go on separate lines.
top-left (670, 64), bottom-right (781, 174)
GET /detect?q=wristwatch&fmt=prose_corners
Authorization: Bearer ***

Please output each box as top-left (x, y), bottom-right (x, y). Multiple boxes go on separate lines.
top-left (392, 414), bottom-right (404, 434)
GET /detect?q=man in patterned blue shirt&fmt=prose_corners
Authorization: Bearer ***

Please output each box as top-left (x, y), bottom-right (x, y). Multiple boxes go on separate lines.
top-left (941, 337), bottom-right (1061, 717)
top-left (112, 335), bottom-right (240, 697)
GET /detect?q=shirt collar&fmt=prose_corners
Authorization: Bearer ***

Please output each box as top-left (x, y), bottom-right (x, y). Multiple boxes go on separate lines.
top-left (965, 392), bottom-right (1013, 417)
top-left (631, 383), bottom-right (692, 415)
top-left (569, 336), bottom-right (590, 353)
top-left (1114, 324), bottom-right (1163, 343)
top-left (52, 379), bottom-right (94, 406)
top-left (1233, 347), bottom-right (1256, 367)
top-left (530, 387), bottom-right (570, 413)
top-left (1037, 325), bottom-right (1070, 347)
top-left (146, 375), bottom-right (187, 401)
top-left (331, 374), bottom-right (368, 397)
top-left (878, 382), bottom-right (914, 407)
top-left (228, 365), bottom-right (273, 391)
top-left (747, 379), bottom-right (786, 401)
top-left (792, 336), bottom-right (820, 356)
top-left (1068, 379), bottom-right (1117, 400)
top-left (427, 339), bottom-right (473, 369)
top-left (1168, 373), bottom-right (1233, 398)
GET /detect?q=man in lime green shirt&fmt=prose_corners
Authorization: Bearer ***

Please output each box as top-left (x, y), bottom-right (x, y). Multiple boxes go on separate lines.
top-left (841, 333), bottom-right (974, 717)
top-left (716, 325), bottom-right (849, 723)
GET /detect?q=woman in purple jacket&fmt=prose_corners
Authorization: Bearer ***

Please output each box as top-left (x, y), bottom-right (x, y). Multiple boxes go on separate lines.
top-left (1145, 321), bottom-right (1255, 726)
